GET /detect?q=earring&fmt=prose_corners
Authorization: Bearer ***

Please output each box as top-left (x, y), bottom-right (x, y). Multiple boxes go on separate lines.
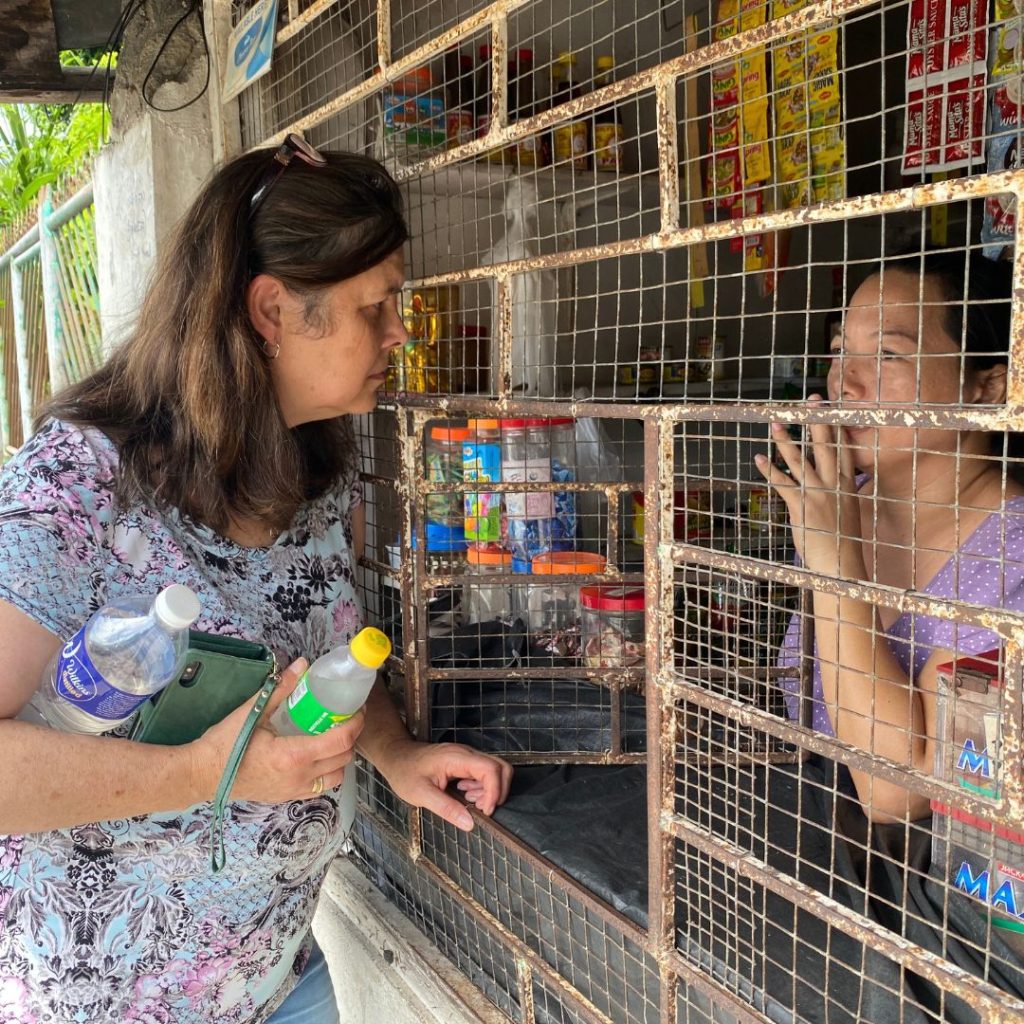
top-left (263, 338), bottom-right (281, 360)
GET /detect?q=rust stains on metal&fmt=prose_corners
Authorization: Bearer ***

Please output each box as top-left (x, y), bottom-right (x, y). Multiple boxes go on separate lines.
top-left (665, 815), bottom-right (1024, 1019)
top-left (655, 79), bottom-right (680, 234)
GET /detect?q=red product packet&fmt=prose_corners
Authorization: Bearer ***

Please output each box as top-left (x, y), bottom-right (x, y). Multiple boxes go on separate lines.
top-left (904, 84), bottom-right (944, 170)
top-left (946, 0), bottom-right (988, 76)
top-left (907, 0), bottom-right (949, 82)
top-left (943, 73), bottom-right (986, 166)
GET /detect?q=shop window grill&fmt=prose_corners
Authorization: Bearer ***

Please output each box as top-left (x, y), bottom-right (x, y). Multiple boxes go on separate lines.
top-left (224, 0), bottom-right (1024, 1020)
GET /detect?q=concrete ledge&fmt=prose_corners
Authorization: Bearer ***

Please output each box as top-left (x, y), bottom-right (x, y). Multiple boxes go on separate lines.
top-left (314, 856), bottom-right (512, 1024)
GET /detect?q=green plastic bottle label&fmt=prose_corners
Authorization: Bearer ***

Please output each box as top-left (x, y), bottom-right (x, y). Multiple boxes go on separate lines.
top-left (285, 673), bottom-right (355, 735)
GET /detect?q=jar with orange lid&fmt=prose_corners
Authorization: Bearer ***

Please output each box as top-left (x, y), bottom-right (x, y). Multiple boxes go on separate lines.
top-left (464, 546), bottom-right (513, 623)
top-left (426, 425), bottom-right (469, 527)
top-left (580, 584), bottom-right (645, 668)
top-left (462, 419), bottom-right (501, 547)
top-left (527, 551), bottom-right (607, 635)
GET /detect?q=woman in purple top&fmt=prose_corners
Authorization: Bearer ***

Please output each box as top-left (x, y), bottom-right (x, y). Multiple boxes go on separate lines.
top-left (758, 249), bottom-right (1023, 824)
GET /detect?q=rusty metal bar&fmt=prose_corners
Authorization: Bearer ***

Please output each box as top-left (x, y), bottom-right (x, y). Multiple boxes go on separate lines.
top-left (664, 813), bottom-right (1024, 1022)
top-left (361, 809), bottom-right (620, 1023)
top-left (277, 0), bottom-right (337, 43)
top-left (484, 751), bottom-right (645, 765)
top-left (389, 392), bottom-right (1024, 434)
top-left (673, 542), bottom-right (1024, 634)
top-left (494, 272), bottom-right (512, 400)
top-left (375, 0), bottom-right (390, 68)
top-left (667, 675), bottom-right (1024, 829)
top-left (423, 664), bottom-right (644, 684)
top-left (400, 172), bottom-right (1024, 287)
top-left (515, 957), bottom-right (535, 1024)
top-left (258, 0), bottom-right (870, 162)
top-left (655, 78), bottom-right (679, 235)
top-left (396, 407), bottom-right (418, 732)
top-left (644, 417), bottom-right (676, 986)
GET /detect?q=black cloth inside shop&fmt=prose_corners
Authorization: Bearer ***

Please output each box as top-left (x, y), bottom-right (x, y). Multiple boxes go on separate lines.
top-left (414, 622), bottom-right (1024, 1024)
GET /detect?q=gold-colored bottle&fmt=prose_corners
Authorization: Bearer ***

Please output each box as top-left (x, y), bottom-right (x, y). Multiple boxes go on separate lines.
top-left (551, 52), bottom-right (589, 170)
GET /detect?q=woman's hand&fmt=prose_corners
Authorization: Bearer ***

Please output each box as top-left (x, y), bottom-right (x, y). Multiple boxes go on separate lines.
top-left (753, 397), bottom-right (864, 577)
top-left (373, 738), bottom-right (514, 832)
top-left (188, 658), bottom-right (366, 804)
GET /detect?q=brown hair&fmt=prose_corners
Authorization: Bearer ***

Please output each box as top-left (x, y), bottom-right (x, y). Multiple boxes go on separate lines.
top-left (39, 147), bottom-right (408, 533)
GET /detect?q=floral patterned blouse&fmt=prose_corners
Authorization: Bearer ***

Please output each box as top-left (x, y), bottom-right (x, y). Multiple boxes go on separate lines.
top-left (0, 418), bottom-right (365, 1023)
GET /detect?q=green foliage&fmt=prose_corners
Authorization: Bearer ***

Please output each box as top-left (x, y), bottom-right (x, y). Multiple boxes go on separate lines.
top-left (0, 53), bottom-right (113, 230)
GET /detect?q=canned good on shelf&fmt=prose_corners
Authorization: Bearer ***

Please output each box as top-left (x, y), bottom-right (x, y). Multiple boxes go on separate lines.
top-left (631, 488), bottom-right (711, 543)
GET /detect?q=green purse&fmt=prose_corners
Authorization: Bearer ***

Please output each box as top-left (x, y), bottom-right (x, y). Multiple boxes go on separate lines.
top-left (130, 630), bottom-right (279, 873)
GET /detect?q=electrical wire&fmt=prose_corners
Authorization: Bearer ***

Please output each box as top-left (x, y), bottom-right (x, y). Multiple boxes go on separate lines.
top-left (140, 0), bottom-right (211, 114)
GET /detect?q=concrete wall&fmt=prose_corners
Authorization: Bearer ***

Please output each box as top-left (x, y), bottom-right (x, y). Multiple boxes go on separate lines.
top-left (94, 0), bottom-right (214, 354)
top-left (315, 858), bottom-right (510, 1024)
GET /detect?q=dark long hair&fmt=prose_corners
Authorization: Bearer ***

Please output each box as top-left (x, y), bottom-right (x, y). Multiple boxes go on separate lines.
top-left (39, 147), bottom-right (409, 533)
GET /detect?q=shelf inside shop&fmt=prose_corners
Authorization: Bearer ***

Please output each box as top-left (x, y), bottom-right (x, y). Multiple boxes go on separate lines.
top-left (408, 162), bottom-right (662, 214)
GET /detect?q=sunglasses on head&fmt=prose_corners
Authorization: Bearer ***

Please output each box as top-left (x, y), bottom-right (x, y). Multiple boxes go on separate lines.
top-left (248, 132), bottom-right (327, 219)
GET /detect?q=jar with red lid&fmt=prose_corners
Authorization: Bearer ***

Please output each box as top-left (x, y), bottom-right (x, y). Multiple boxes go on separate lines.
top-left (580, 585), bottom-right (645, 668)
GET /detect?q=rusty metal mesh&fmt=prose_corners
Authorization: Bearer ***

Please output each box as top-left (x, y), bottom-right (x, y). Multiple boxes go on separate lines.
top-left (230, 0), bottom-right (1024, 1021)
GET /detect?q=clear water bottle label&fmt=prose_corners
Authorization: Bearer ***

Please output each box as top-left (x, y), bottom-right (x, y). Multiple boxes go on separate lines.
top-left (285, 672), bottom-right (356, 735)
top-left (53, 626), bottom-right (148, 721)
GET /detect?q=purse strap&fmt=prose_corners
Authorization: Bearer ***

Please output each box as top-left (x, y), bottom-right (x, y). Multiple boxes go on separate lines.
top-left (209, 661), bottom-right (279, 873)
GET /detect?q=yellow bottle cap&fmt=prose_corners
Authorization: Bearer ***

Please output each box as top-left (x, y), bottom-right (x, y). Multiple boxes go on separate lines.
top-left (350, 627), bottom-right (392, 669)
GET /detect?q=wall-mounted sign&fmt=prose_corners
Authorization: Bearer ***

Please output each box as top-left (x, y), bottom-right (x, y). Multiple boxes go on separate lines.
top-left (222, 0), bottom-right (279, 104)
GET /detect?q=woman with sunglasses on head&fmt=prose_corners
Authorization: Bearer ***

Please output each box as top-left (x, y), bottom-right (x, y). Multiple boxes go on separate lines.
top-left (756, 249), bottom-right (1024, 1014)
top-left (0, 137), bottom-right (512, 1024)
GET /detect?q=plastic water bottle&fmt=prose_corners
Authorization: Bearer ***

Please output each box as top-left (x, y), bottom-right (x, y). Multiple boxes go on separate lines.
top-left (271, 627), bottom-right (391, 737)
top-left (24, 585), bottom-right (201, 734)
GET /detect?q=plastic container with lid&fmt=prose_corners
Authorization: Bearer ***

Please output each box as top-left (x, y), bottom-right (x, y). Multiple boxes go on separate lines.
top-left (501, 418), bottom-right (554, 570)
top-left (548, 417), bottom-right (577, 550)
top-left (500, 418), bottom-right (577, 569)
top-left (426, 425), bottom-right (469, 527)
top-left (384, 524), bottom-right (467, 636)
top-left (527, 552), bottom-right (607, 634)
top-left (463, 419), bottom-right (502, 545)
top-left (464, 545), bottom-right (513, 623)
top-left (580, 585), bottom-right (645, 668)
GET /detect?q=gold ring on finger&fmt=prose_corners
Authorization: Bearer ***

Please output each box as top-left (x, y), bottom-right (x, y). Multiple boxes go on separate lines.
top-left (311, 775), bottom-right (324, 797)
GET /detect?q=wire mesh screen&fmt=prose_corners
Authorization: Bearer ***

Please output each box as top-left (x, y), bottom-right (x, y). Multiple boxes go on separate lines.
top-left (50, 204), bottom-right (103, 385)
top-left (0, 265), bottom-right (21, 451)
top-left (229, 0), bottom-right (1024, 1021)
top-left (17, 255), bottom-right (50, 419)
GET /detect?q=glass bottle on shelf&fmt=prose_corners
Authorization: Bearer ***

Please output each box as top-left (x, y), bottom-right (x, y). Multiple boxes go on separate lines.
top-left (444, 48), bottom-right (475, 149)
top-left (514, 48), bottom-right (545, 168)
top-left (551, 52), bottom-right (589, 171)
top-left (592, 55), bottom-right (624, 172)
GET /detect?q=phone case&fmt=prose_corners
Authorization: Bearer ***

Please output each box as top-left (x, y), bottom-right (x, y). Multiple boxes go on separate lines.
top-left (131, 631), bottom-right (277, 746)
